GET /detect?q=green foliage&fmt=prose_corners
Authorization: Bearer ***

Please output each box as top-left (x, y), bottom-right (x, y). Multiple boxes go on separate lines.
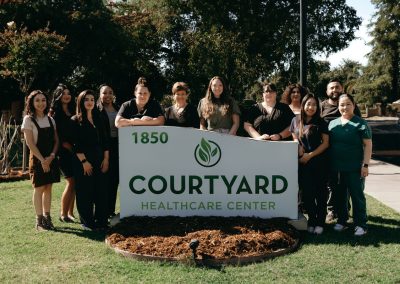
top-left (0, 27), bottom-right (66, 94)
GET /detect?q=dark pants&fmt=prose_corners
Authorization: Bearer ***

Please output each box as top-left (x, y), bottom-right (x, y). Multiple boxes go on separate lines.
top-left (299, 155), bottom-right (328, 227)
top-left (331, 170), bottom-right (367, 228)
top-left (107, 138), bottom-right (119, 216)
top-left (74, 149), bottom-right (108, 228)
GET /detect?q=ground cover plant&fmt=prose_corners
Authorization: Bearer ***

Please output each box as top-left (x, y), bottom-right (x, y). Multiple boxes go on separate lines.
top-left (0, 179), bottom-right (399, 283)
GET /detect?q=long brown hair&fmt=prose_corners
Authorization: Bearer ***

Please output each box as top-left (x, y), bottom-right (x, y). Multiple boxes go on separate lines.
top-left (76, 89), bottom-right (98, 122)
top-left (25, 90), bottom-right (49, 117)
top-left (201, 76), bottom-right (233, 119)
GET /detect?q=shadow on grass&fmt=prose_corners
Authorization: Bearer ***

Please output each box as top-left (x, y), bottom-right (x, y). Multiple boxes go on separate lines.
top-left (54, 226), bottom-right (107, 241)
top-left (302, 216), bottom-right (400, 247)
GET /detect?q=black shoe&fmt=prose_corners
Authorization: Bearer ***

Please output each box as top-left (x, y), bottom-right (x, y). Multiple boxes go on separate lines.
top-left (43, 215), bottom-right (55, 230)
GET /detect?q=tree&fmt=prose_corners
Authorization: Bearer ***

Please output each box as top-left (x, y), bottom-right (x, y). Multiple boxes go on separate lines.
top-left (0, 26), bottom-right (66, 95)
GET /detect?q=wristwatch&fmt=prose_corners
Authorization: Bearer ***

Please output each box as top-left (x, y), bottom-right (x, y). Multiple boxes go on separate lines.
top-left (81, 159), bottom-right (87, 164)
top-left (363, 163), bottom-right (369, 168)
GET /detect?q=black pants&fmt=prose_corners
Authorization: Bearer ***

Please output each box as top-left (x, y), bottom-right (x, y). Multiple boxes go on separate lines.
top-left (299, 155), bottom-right (328, 227)
top-left (74, 150), bottom-right (108, 228)
top-left (107, 138), bottom-right (119, 216)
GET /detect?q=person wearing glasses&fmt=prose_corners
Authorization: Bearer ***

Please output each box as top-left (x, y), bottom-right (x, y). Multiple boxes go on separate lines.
top-left (244, 82), bottom-right (295, 141)
top-left (115, 77), bottom-right (164, 128)
top-left (165, 82), bottom-right (199, 128)
top-left (281, 83), bottom-right (308, 118)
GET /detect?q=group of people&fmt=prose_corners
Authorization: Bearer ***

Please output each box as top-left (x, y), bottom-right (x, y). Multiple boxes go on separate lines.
top-left (22, 76), bottom-right (372, 236)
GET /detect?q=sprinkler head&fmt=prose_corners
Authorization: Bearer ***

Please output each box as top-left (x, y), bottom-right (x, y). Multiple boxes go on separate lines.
top-left (189, 239), bottom-right (200, 250)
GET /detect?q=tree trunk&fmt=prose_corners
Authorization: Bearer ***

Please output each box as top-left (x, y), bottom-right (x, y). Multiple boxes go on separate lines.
top-left (391, 42), bottom-right (399, 102)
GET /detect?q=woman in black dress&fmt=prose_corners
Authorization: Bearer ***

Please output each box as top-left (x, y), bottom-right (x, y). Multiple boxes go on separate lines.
top-left (22, 90), bottom-right (60, 231)
top-left (72, 90), bottom-right (110, 231)
top-left (51, 83), bottom-right (77, 223)
top-left (164, 82), bottom-right (199, 128)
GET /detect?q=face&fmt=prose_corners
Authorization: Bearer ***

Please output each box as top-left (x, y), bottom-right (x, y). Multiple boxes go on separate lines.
top-left (174, 90), bottom-right (188, 106)
top-left (100, 86), bottom-right (114, 105)
top-left (60, 89), bottom-right (71, 105)
top-left (290, 88), bottom-right (301, 103)
top-left (263, 87), bottom-right (277, 103)
top-left (304, 97), bottom-right (317, 117)
top-left (83, 94), bottom-right (95, 111)
top-left (33, 94), bottom-right (47, 113)
top-left (211, 79), bottom-right (223, 98)
top-left (326, 82), bottom-right (343, 101)
top-left (135, 86), bottom-right (150, 106)
top-left (338, 97), bottom-right (355, 117)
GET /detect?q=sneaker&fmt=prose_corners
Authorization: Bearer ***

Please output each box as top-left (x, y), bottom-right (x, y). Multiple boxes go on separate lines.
top-left (307, 226), bottom-right (315, 233)
top-left (314, 226), bottom-right (324, 235)
top-left (354, 226), bottom-right (367, 236)
top-left (333, 223), bottom-right (348, 232)
top-left (42, 215), bottom-right (55, 230)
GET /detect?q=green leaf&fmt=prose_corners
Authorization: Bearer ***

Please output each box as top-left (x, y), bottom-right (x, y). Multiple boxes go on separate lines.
top-left (200, 138), bottom-right (211, 157)
top-left (211, 147), bottom-right (218, 157)
top-left (198, 148), bottom-right (209, 163)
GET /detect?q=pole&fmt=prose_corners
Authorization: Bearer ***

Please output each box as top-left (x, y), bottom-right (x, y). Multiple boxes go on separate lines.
top-left (300, 0), bottom-right (307, 87)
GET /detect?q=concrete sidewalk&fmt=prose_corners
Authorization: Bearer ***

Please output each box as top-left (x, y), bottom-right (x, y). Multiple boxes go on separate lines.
top-left (365, 159), bottom-right (400, 213)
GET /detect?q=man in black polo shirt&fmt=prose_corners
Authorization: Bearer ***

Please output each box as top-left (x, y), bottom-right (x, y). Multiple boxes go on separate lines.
top-left (321, 79), bottom-right (361, 222)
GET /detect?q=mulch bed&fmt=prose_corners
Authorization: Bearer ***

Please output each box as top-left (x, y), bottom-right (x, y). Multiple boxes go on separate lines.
top-left (106, 216), bottom-right (300, 265)
top-left (0, 170), bottom-right (29, 183)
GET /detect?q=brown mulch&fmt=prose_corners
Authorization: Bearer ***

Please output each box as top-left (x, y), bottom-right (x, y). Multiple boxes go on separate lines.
top-left (107, 216), bottom-right (300, 261)
top-left (0, 171), bottom-right (29, 183)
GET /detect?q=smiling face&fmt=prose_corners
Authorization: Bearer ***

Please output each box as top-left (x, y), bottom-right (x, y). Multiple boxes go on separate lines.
top-left (211, 78), bottom-right (223, 99)
top-left (338, 96), bottom-right (355, 118)
top-left (33, 93), bottom-right (47, 114)
top-left (290, 88), bottom-right (301, 103)
top-left (174, 90), bottom-right (188, 106)
top-left (60, 89), bottom-right (72, 105)
top-left (100, 86), bottom-right (114, 105)
top-left (135, 86), bottom-right (150, 107)
top-left (304, 97), bottom-right (317, 118)
top-left (326, 81), bottom-right (343, 102)
top-left (83, 94), bottom-right (95, 111)
top-left (263, 87), bottom-right (277, 104)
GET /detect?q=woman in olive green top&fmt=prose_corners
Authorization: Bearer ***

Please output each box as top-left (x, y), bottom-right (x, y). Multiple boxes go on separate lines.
top-left (197, 76), bottom-right (240, 135)
top-left (328, 94), bottom-right (372, 236)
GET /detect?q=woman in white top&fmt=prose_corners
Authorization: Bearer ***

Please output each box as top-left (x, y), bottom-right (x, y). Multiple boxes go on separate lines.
top-left (22, 90), bottom-right (60, 231)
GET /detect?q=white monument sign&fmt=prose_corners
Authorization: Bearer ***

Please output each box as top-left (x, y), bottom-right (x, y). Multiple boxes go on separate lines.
top-left (119, 126), bottom-right (298, 219)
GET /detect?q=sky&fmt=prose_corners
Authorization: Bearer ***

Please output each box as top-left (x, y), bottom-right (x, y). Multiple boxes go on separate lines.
top-left (315, 0), bottom-right (376, 68)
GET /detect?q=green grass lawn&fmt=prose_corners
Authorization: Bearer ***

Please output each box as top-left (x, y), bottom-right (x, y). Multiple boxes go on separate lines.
top-left (1, 179), bottom-right (399, 283)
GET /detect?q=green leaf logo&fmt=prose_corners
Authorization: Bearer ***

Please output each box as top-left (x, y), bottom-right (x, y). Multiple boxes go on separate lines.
top-left (194, 138), bottom-right (222, 167)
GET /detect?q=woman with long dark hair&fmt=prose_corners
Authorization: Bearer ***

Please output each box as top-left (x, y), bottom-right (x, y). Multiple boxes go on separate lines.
top-left (197, 76), bottom-right (240, 135)
top-left (22, 90), bottom-right (60, 231)
top-left (290, 94), bottom-right (329, 234)
top-left (51, 83), bottom-right (77, 222)
top-left (72, 90), bottom-right (110, 231)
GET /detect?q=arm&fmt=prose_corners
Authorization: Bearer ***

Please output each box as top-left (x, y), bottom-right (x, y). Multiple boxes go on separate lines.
top-left (244, 122), bottom-right (269, 140)
top-left (299, 133), bottom-right (329, 164)
top-left (199, 117), bottom-right (207, 130)
top-left (115, 115), bottom-right (134, 128)
top-left (138, 115), bottom-right (165, 126)
top-left (361, 138), bottom-right (372, 177)
top-left (270, 127), bottom-right (291, 141)
top-left (228, 113), bottom-right (240, 135)
top-left (291, 132), bottom-right (305, 157)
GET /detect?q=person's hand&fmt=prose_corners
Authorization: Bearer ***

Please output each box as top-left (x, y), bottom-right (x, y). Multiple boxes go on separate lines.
top-left (101, 158), bottom-right (109, 173)
top-left (298, 146), bottom-right (305, 157)
top-left (270, 134), bottom-right (281, 141)
top-left (83, 161), bottom-right (93, 176)
top-left (130, 118), bottom-right (140, 125)
top-left (256, 134), bottom-right (270, 140)
top-left (361, 166), bottom-right (369, 178)
top-left (40, 159), bottom-right (50, 173)
top-left (299, 153), bottom-right (312, 164)
top-left (141, 116), bottom-right (153, 121)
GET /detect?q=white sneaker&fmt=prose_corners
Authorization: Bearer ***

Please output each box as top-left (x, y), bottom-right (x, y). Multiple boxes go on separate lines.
top-left (354, 226), bottom-right (367, 236)
top-left (314, 226), bottom-right (324, 235)
top-left (333, 223), bottom-right (348, 232)
top-left (307, 226), bottom-right (315, 233)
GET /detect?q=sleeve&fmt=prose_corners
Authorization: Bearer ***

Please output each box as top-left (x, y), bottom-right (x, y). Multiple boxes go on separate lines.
top-left (21, 116), bottom-right (33, 131)
top-left (319, 118), bottom-right (329, 134)
top-left (244, 104), bottom-right (258, 124)
top-left (282, 104), bottom-right (295, 127)
top-left (70, 117), bottom-right (83, 154)
top-left (151, 100), bottom-right (164, 117)
top-left (117, 101), bottom-right (129, 118)
top-left (289, 117), bottom-right (297, 134)
top-left (49, 117), bottom-right (56, 130)
top-left (98, 115), bottom-right (110, 152)
top-left (360, 119), bottom-right (372, 139)
top-left (231, 99), bottom-right (241, 115)
top-left (197, 99), bottom-right (204, 119)
top-left (188, 104), bottom-right (200, 128)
